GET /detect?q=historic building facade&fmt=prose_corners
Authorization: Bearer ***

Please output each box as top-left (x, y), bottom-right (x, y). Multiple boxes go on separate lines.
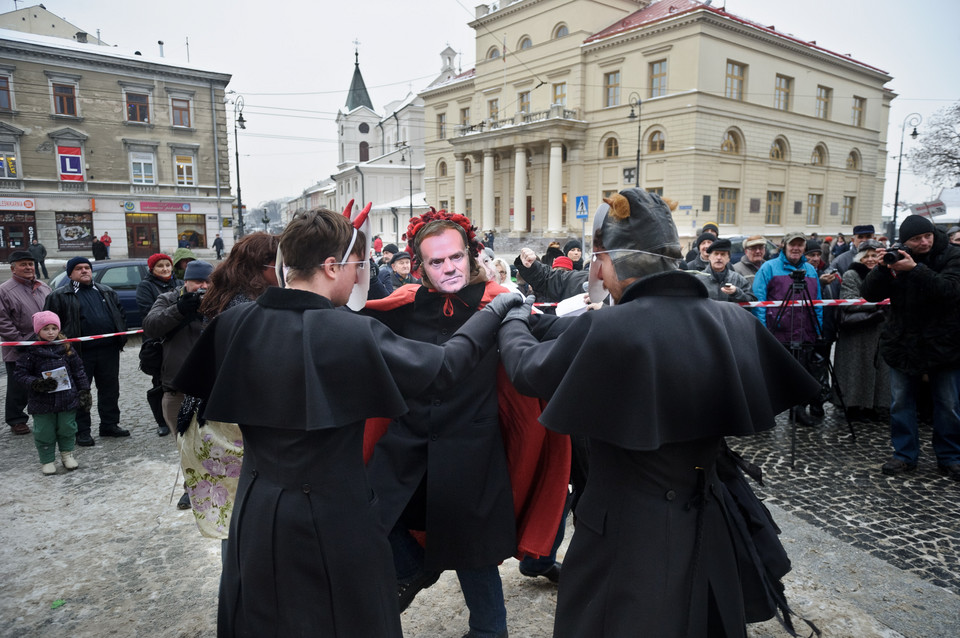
top-left (422, 0), bottom-right (893, 246)
top-left (0, 18), bottom-right (231, 260)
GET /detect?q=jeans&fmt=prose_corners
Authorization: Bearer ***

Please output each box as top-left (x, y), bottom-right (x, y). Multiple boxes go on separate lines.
top-left (389, 524), bottom-right (507, 636)
top-left (76, 346), bottom-right (121, 436)
top-left (889, 367), bottom-right (960, 465)
top-left (4, 361), bottom-right (29, 427)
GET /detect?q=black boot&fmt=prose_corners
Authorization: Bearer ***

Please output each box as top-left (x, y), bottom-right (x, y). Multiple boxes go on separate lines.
top-left (791, 405), bottom-right (815, 427)
top-left (808, 402), bottom-right (825, 418)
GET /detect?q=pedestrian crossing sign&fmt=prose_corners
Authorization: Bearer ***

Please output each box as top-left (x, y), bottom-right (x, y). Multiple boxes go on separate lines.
top-left (575, 196), bottom-right (589, 220)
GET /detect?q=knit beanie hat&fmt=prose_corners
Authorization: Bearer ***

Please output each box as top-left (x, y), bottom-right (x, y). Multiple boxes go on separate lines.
top-left (898, 215), bottom-right (935, 242)
top-left (65, 256), bottom-right (92, 275)
top-left (552, 256), bottom-right (574, 270)
top-left (563, 239), bottom-right (582, 253)
top-left (147, 253), bottom-right (173, 272)
top-left (183, 260), bottom-right (214, 281)
top-left (32, 311), bottom-right (61, 335)
top-left (695, 231), bottom-right (717, 249)
top-left (804, 239), bottom-right (822, 255)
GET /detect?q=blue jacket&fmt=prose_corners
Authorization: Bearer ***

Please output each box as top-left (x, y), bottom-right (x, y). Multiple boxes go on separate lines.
top-left (752, 251), bottom-right (822, 343)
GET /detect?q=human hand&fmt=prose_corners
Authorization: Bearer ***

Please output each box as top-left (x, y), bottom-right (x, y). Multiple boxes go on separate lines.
top-left (483, 292), bottom-right (525, 319)
top-left (177, 291), bottom-right (203, 317)
top-left (503, 295), bottom-right (536, 325)
top-left (888, 251), bottom-right (917, 272)
top-left (721, 283), bottom-right (737, 295)
top-left (78, 389), bottom-right (92, 411)
top-left (519, 248), bottom-right (537, 268)
top-left (32, 377), bottom-right (58, 393)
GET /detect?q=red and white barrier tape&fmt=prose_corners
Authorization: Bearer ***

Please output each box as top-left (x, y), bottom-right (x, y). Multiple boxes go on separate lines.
top-left (738, 298), bottom-right (890, 308)
top-left (1, 329), bottom-right (143, 347)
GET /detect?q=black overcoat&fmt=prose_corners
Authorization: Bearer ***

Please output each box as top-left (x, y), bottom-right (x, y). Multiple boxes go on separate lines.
top-left (175, 286), bottom-right (500, 637)
top-left (498, 271), bottom-right (820, 638)
top-left (364, 281), bottom-right (518, 570)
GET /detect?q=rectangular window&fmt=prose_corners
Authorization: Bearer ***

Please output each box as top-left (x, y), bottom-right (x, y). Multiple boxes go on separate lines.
top-left (488, 98), bottom-right (499, 120)
top-left (0, 76), bottom-right (11, 110)
top-left (648, 187), bottom-right (664, 197)
top-left (437, 113), bottom-right (446, 139)
top-left (602, 190), bottom-right (617, 200)
top-left (774, 75), bottom-right (791, 111)
top-left (603, 71), bottom-right (620, 107)
top-left (439, 200), bottom-right (449, 211)
top-left (0, 142), bottom-right (18, 178)
top-left (552, 82), bottom-right (567, 107)
top-left (851, 96), bottom-right (865, 127)
top-left (806, 193), bottom-right (822, 225)
top-left (718, 188), bottom-right (738, 224)
top-left (815, 86), bottom-right (831, 119)
top-left (53, 83), bottom-right (77, 115)
top-left (518, 91), bottom-right (530, 113)
top-left (649, 59), bottom-right (667, 98)
top-left (765, 191), bottom-right (783, 225)
top-left (460, 107), bottom-right (470, 127)
top-left (130, 152), bottom-right (156, 184)
top-left (126, 92), bottom-right (149, 122)
top-left (725, 61), bottom-right (744, 100)
top-left (465, 199), bottom-right (472, 217)
top-left (494, 196), bottom-right (501, 227)
top-left (175, 155), bottom-right (195, 186)
top-left (172, 98), bottom-right (191, 127)
top-left (842, 196), bottom-right (855, 225)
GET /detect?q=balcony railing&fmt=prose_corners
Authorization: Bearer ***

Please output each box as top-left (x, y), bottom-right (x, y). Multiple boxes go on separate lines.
top-left (0, 178), bottom-right (22, 191)
top-left (457, 106), bottom-right (580, 137)
top-left (59, 181), bottom-right (87, 192)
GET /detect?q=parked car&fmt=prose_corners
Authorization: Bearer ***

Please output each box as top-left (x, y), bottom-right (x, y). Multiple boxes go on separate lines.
top-left (49, 259), bottom-right (150, 329)
top-left (724, 235), bottom-right (781, 266)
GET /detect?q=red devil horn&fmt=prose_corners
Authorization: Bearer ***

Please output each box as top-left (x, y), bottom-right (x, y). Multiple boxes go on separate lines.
top-left (342, 199), bottom-right (355, 218)
top-left (352, 202), bottom-right (372, 229)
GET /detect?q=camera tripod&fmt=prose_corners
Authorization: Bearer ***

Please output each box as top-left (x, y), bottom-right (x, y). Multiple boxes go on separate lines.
top-left (771, 270), bottom-right (856, 467)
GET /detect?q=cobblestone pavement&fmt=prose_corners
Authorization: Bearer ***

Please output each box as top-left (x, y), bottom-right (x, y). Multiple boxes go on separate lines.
top-left (0, 343), bottom-right (958, 637)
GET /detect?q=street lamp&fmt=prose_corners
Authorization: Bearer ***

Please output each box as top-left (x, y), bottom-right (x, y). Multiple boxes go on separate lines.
top-left (233, 95), bottom-right (247, 238)
top-left (400, 142), bottom-right (413, 219)
top-left (627, 92), bottom-right (642, 188)
top-left (261, 209), bottom-right (270, 232)
top-left (892, 112), bottom-right (921, 235)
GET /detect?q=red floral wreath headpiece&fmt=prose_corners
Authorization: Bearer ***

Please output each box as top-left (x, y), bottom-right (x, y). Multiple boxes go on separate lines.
top-left (402, 208), bottom-right (483, 259)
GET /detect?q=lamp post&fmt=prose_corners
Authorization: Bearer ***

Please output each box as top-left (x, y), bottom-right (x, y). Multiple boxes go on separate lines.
top-left (233, 95), bottom-right (247, 237)
top-left (627, 92), bottom-right (642, 188)
top-left (400, 141), bottom-right (414, 219)
top-left (892, 112), bottom-right (921, 235)
top-left (261, 209), bottom-right (270, 232)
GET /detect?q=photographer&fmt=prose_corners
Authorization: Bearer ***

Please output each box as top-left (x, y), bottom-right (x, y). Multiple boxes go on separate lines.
top-left (861, 216), bottom-right (960, 480)
top-left (143, 260), bottom-right (213, 508)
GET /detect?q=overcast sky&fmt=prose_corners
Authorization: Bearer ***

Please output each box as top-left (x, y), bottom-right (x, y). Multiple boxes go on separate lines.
top-left (24, 0), bottom-right (959, 218)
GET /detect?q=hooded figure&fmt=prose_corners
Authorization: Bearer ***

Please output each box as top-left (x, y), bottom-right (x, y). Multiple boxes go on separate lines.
top-left (498, 187), bottom-right (819, 638)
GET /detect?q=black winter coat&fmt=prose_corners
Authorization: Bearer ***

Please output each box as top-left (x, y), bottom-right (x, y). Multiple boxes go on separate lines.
top-left (136, 274), bottom-right (181, 318)
top-left (43, 282), bottom-right (127, 351)
top-left (14, 340), bottom-right (89, 414)
top-left (513, 257), bottom-right (589, 304)
top-left (861, 229), bottom-right (960, 374)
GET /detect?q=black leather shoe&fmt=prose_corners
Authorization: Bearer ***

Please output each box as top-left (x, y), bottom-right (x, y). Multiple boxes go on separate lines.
top-left (99, 425), bottom-right (130, 437)
top-left (881, 458), bottom-right (917, 476)
top-left (398, 570), bottom-right (442, 612)
top-left (157, 424), bottom-right (171, 437)
top-left (937, 463), bottom-right (960, 482)
top-left (519, 561), bottom-right (561, 583)
top-left (76, 432), bottom-right (95, 447)
top-left (791, 406), bottom-right (815, 427)
top-left (177, 492), bottom-right (192, 510)
top-left (808, 403), bottom-right (825, 418)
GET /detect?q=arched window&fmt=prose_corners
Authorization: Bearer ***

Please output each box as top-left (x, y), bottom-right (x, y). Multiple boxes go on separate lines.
top-left (604, 137), bottom-right (619, 158)
top-left (648, 131), bottom-right (665, 153)
top-left (519, 37), bottom-right (532, 50)
top-left (721, 130), bottom-right (741, 154)
top-left (438, 161), bottom-right (447, 177)
top-left (770, 138), bottom-right (787, 161)
top-left (359, 141), bottom-right (369, 162)
top-left (464, 158), bottom-right (472, 174)
top-left (811, 144), bottom-right (827, 166)
top-left (487, 47), bottom-right (500, 60)
top-left (846, 150), bottom-right (860, 170)
top-left (553, 24), bottom-right (569, 39)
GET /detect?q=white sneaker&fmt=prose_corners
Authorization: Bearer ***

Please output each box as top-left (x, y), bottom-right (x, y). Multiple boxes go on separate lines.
top-left (61, 452), bottom-right (79, 470)
top-left (41, 462), bottom-right (56, 475)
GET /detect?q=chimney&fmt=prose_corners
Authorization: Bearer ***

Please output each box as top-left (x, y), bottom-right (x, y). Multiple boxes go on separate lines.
top-left (158, 40), bottom-right (165, 57)
top-left (75, 31), bottom-right (88, 43)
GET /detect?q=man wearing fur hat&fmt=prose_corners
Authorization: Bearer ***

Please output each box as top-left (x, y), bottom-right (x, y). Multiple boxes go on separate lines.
top-left (43, 257), bottom-right (129, 446)
top-left (0, 250), bottom-right (52, 435)
top-left (862, 215), bottom-right (960, 480)
top-left (832, 224), bottom-right (876, 274)
top-left (691, 237), bottom-right (756, 304)
top-left (497, 187), bottom-right (818, 637)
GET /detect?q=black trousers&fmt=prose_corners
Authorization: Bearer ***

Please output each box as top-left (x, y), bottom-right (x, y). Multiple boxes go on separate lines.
top-left (76, 346), bottom-right (121, 435)
top-left (4, 361), bottom-right (29, 427)
top-left (33, 260), bottom-right (49, 278)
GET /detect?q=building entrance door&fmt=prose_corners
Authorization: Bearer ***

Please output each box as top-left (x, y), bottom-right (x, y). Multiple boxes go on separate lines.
top-left (125, 213), bottom-right (159, 258)
top-left (0, 215), bottom-right (36, 261)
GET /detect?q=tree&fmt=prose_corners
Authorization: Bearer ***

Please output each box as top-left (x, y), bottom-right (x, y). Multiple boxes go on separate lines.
top-left (909, 101), bottom-right (960, 188)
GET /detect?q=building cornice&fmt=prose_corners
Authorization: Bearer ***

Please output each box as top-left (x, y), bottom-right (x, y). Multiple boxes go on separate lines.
top-left (468, 0), bottom-right (549, 29)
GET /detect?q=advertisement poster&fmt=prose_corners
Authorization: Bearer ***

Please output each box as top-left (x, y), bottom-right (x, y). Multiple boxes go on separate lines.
top-left (55, 211), bottom-right (93, 250)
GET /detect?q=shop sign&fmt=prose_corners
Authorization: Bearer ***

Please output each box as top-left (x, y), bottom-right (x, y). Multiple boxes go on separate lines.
top-left (0, 197), bottom-right (36, 211)
top-left (141, 201), bottom-right (191, 212)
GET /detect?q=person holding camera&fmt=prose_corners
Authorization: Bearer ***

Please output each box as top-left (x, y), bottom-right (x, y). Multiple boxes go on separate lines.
top-left (143, 260), bottom-right (213, 509)
top-left (861, 215), bottom-right (960, 480)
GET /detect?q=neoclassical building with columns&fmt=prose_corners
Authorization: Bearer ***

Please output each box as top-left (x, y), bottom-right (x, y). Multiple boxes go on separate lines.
top-left (422, 0), bottom-right (893, 247)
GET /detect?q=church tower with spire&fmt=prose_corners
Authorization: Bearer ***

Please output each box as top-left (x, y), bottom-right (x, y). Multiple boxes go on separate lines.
top-left (336, 47), bottom-right (380, 169)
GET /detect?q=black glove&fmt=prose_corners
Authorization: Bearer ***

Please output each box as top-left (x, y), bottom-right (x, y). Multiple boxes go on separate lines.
top-left (31, 377), bottom-right (58, 393)
top-left (78, 390), bottom-right (93, 411)
top-left (482, 292), bottom-right (524, 319)
top-left (177, 291), bottom-right (203, 317)
top-left (503, 295), bottom-right (536, 326)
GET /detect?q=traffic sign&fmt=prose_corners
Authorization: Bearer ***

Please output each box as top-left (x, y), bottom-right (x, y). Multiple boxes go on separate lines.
top-left (911, 200), bottom-right (946, 217)
top-left (575, 196), bottom-right (589, 220)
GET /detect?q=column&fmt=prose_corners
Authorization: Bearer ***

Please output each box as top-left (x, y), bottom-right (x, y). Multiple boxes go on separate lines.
top-left (482, 150), bottom-right (495, 232)
top-left (513, 146), bottom-right (526, 233)
top-left (547, 140), bottom-right (564, 233)
top-left (454, 153), bottom-right (466, 216)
